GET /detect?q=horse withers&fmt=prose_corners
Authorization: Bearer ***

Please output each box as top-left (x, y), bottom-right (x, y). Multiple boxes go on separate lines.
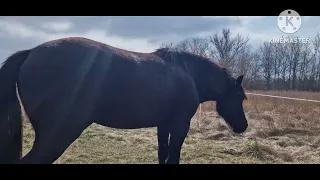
top-left (0, 37), bottom-right (248, 164)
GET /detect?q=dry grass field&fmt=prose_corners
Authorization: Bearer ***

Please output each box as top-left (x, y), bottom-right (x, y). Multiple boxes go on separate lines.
top-left (21, 90), bottom-right (320, 164)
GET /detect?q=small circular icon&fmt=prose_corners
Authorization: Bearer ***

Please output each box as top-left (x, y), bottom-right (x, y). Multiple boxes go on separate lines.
top-left (277, 9), bottom-right (301, 34)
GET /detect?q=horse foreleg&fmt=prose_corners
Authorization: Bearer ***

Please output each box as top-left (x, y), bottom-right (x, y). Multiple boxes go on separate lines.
top-left (157, 125), bottom-right (169, 164)
top-left (165, 119), bottom-right (191, 164)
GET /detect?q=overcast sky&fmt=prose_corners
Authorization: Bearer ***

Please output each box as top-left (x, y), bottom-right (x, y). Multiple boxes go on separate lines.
top-left (0, 16), bottom-right (319, 63)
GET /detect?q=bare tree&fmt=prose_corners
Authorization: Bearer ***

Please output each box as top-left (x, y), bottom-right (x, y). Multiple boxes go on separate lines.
top-left (159, 28), bottom-right (320, 92)
top-left (160, 37), bottom-right (210, 58)
top-left (289, 37), bottom-right (303, 90)
top-left (258, 42), bottom-right (274, 90)
top-left (312, 33), bottom-right (320, 91)
top-left (208, 28), bottom-right (250, 73)
top-left (242, 51), bottom-right (262, 89)
top-left (159, 42), bottom-right (175, 49)
top-left (298, 42), bottom-right (312, 90)
top-left (175, 37), bottom-right (210, 57)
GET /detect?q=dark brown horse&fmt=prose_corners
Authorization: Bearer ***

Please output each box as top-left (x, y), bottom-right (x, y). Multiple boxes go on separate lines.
top-left (0, 37), bottom-right (248, 164)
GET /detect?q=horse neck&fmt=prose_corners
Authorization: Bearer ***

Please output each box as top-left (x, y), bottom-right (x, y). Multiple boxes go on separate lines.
top-left (179, 56), bottom-right (229, 103)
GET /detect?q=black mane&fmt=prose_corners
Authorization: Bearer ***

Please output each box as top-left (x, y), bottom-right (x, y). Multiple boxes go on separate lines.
top-left (154, 47), bottom-right (245, 99)
top-left (154, 47), bottom-right (233, 79)
top-left (153, 47), bottom-right (212, 64)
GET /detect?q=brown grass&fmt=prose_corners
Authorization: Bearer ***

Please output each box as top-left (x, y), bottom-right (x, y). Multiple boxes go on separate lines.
top-left (21, 90), bottom-right (320, 164)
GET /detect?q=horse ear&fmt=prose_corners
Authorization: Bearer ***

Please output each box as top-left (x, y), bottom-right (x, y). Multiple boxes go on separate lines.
top-left (236, 75), bottom-right (244, 85)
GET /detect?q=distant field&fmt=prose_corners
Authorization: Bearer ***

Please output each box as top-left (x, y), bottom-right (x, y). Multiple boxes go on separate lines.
top-left (21, 90), bottom-right (320, 164)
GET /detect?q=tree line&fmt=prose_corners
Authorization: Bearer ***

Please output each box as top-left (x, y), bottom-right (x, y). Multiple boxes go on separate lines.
top-left (161, 28), bottom-right (320, 92)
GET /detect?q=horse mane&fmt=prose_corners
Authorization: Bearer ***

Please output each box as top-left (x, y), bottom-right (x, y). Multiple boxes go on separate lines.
top-left (153, 47), bottom-right (229, 74)
top-left (153, 47), bottom-right (247, 99)
top-left (153, 47), bottom-right (209, 63)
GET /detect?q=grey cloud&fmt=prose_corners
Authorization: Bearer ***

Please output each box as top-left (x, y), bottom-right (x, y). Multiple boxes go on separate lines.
top-left (0, 16), bottom-right (98, 34)
top-left (1, 16), bottom-right (242, 39)
top-left (0, 16), bottom-right (243, 56)
top-left (0, 36), bottom-right (41, 52)
top-left (100, 16), bottom-right (240, 39)
top-left (1, 16), bottom-right (319, 63)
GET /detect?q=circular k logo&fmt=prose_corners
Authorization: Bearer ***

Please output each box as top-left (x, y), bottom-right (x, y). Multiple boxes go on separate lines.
top-left (277, 9), bottom-right (302, 34)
